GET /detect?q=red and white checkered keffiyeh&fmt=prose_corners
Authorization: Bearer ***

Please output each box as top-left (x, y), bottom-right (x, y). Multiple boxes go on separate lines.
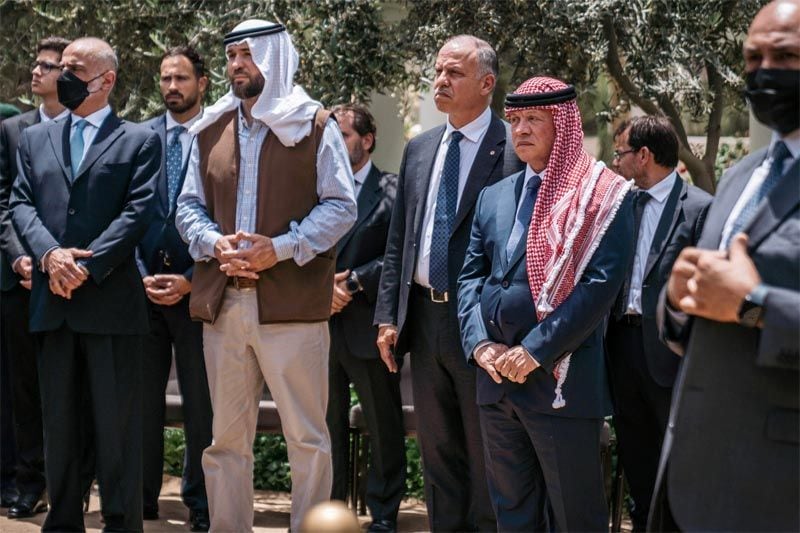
top-left (506, 76), bottom-right (631, 408)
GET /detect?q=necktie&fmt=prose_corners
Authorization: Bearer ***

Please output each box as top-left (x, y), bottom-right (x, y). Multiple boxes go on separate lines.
top-left (429, 130), bottom-right (463, 293)
top-left (70, 119), bottom-right (87, 178)
top-left (614, 190), bottom-right (651, 318)
top-left (166, 126), bottom-right (185, 205)
top-left (506, 174), bottom-right (541, 260)
top-left (724, 141), bottom-right (791, 248)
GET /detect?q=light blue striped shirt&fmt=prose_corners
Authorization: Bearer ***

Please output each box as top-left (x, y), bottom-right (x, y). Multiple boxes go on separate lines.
top-left (176, 106), bottom-right (357, 265)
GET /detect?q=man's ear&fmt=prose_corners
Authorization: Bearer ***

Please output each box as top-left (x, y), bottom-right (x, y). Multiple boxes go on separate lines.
top-left (198, 75), bottom-right (209, 96)
top-left (480, 73), bottom-right (496, 97)
top-left (362, 132), bottom-right (375, 153)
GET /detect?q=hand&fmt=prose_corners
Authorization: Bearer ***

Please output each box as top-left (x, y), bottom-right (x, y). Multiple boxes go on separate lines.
top-left (474, 342), bottom-right (508, 384)
top-left (220, 231), bottom-right (277, 275)
top-left (679, 233), bottom-right (761, 323)
top-left (144, 274), bottom-right (191, 306)
top-left (13, 256), bottom-right (32, 290)
top-left (45, 247), bottom-right (92, 299)
top-left (376, 325), bottom-right (399, 373)
top-left (666, 247), bottom-right (702, 308)
top-left (331, 270), bottom-right (352, 314)
top-left (495, 345), bottom-right (539, 383)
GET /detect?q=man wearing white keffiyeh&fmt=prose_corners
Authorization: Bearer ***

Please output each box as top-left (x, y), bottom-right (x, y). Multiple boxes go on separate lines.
top-left (457, 76), bottom-right (635, 531)
top-left (175, 18), bottom-right (357, 533)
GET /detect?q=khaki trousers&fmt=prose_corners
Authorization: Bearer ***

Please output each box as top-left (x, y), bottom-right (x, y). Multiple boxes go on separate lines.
top-left (202, 288), bottom-right (332, 532)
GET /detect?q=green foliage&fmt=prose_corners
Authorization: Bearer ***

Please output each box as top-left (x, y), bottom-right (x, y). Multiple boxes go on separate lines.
top-left (715, 139), bottom-right (750, 181)
top-left (163, 428), bottom-right (427, 498)
top-left (0, 0), bottom-right (409, 120)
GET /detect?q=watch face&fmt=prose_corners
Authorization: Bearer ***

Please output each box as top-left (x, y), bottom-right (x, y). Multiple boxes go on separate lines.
top-left (345, 279), bottom-right (360, 294)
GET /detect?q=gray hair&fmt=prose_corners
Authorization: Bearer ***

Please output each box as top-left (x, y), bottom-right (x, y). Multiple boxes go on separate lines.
top-left (443, 35), bottom-right (498, 78)
top-left (69, 37), bottom-right (119, 73)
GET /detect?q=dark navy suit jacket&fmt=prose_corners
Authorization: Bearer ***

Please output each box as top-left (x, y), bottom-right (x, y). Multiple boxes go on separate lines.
top-left (458, 169), bottom-right (635, 419)
top-left (136, 114), bottom-right (194, 280)
top-left (10, 112), bottom-right (160, 334)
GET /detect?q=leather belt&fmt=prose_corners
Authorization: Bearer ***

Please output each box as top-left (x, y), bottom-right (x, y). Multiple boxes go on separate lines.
top-left (227, 277), bottom-right (257, 290)
top-left (413, 283), bottom-right (449, 303)
top-left (617, 314), bottom-right (642, 327)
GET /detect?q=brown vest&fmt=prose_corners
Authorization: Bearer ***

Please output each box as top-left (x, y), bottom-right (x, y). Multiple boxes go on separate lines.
top-left (190, 109), bottom-right (335, 324)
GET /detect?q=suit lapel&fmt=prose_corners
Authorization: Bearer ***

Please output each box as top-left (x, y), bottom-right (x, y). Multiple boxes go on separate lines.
top-left (643, 177), bottom-right (684, 279)
top-left (497, 171), bottom-right (523, 274)
top-left (411, 126), bottom-right (445, 238)
top-left (745, 157), bottom-right (800, 250)
top-left (699, 149), bottom-right (766, 249)
top-left (73, 113), bottom-right (123, 183)
top-left (452, 115), bottom-right (505, 235)
top-left (47, 116), bottom-right (71, 184)
top-left (338, 164), bottom-right (382, 252)
top-left (152, 115), bottom-right (169, 214)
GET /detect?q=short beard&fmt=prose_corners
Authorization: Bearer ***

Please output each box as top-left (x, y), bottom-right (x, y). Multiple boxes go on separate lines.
top-left (232, 73), bottom-right (265, 100)
top-left (164, 92), bottom-right (199, 114)
top-left (349, 142), bottom-right (365, 168)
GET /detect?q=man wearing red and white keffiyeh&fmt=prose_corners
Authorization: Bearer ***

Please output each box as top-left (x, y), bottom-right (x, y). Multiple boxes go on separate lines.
top-left (457, 75), bottom-right (635, 531)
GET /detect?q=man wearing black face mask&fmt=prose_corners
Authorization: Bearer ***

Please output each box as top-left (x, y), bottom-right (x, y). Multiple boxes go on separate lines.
top-left (650, 1), bottom-right (800, 531)
top-left (10, 37), bottom-right (160, 531)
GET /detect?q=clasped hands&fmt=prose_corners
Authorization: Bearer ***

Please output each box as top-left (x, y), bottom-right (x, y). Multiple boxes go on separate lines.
top-left (475, 343), bottom-right (539, 384)
top-left (667, 233), bottom-right (761, 323)
top-left (214, 230), bottom-right (277, 279)
top-left (44, 247), bottom-right (92, 299)
top-left (12, 255), bottom-right (33, 290)
top-left (142, 274), bottom-right (191, 306)
top-left (331, 269), bottom-right (352, 315)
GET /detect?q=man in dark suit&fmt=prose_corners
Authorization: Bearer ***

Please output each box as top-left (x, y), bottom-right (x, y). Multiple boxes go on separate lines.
top-left (458, 76), bottom-right (634, 531)
top-left (0, 36), bottom-right (71, 519)
top-left (605, 116), bottom-right (711, 530)
top-left (10, 37), bottom-right (160, 531)
top-left (374, 35), bottom-right (522, 531)
top-left (652, 1), bottom-right (800, 530)
top-left (327, 104), bottom-right (404, 533)
top-left (137, 46), bottom-right (212, 532)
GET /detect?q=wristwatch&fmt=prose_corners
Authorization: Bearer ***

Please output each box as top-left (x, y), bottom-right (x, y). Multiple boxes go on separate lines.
top-left (345, 271), bottom-right (363, 295)
top-left (738, 283), bottom-right (769, 328)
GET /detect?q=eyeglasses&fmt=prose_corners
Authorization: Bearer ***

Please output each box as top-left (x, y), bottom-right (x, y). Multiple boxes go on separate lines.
top-left (31, 61), bottom-right (61, 75)
top-left (612, 148), bottom-right (638, 160)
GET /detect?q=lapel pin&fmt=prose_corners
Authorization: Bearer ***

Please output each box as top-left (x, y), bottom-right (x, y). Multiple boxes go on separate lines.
top-left (490, 150), bottom-right (496, 156)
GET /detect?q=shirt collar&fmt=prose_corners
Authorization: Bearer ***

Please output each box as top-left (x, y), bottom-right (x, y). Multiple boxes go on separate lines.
top-left (237, 104), bottom-right (266, 132)
top-left (524, 164), bottom-right (547, 184)
top-left (771, 130), bottom-right (800, 160)
top-left (638, 171), bottom-right (677, 204)
top-left (353, 159), bottom-right (372, 187)
top-left (71, 105), bottom-right (111, 130)
top-left (166, 108), bottom-right (203, 132)
top-left (445, 106), bottom-right (492, 144)
top-left (39, 105), bottom-right (69, 123)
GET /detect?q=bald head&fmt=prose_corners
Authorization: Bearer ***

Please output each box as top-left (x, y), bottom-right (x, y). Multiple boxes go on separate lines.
top-left (60, 37), bottom-right (118, 115)
top-left (65, 37), bottom-right (118, 73)
top-left (744, 0), bottom-right (800, 72)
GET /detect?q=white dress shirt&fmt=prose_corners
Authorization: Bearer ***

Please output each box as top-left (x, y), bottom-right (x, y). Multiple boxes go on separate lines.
top-left (38, 104), bottom-right (69, 123)
top-left (719, 132), bottom-right (800, 250)
top-left (166, 109), bottom-right (203, 165)
top-left (415, 106), bottom-right (492, 288)
top-left (352, 159), bottom-right (372, 199)
top-left (69, 105), bottom-right (112, 163)
top-left (625, 172), bottom-right (678, 314)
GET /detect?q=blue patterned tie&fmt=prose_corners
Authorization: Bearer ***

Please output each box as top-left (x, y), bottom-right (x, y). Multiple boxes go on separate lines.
top-left (166, 126), bottom-right (185, 205)
top-left (506, 174), bottom-right (541, 260)
top-left (429, 130), bottom-right (463, 292)
top-left (70, 119), bottom-right (87, 177)
top-left (724, 141), bottom-right (791, 248)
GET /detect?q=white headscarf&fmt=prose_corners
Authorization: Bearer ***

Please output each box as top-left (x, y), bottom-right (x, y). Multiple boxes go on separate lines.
top-left (190, 19), bottom-right (322, 146)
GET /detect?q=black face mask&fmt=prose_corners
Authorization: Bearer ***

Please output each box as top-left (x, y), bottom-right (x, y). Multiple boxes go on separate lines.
top-left (744, 68), bottom-right (800, 135)
top-left (57, 70), bottom-right (105, 111)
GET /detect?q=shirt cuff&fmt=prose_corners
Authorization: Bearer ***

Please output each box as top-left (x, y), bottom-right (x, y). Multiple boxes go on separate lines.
top-left (11, 255), bottom-right (25, 272)
top-left (201, 230), bottom-right (224, 261)
top-left (473, 340), bottom-right (493, 359)
top-left (271, 233), bottom-right (296, 263)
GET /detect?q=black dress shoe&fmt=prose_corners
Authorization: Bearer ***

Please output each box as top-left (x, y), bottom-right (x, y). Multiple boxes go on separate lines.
top-left (7, 491), bottom-right (48, 519)
top-left (0, 486), bottom-right (18, 508)
top-left (367, 519), bottom-right (396, 533)
top-left (143, 505), bottom-right (159, 520)
top-left (189, 508), bottom-right (210, 531)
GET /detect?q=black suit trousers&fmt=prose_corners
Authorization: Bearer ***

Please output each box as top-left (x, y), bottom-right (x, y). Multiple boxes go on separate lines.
top-left (141, 297), bottom-right (211, 513)
top-left (606, 320), bottom-right (672, 531)
top-left (327, 320), bottom-right (406, 522)
top-left (1, 284), bottom-right (45, 496)
top-left (38, 325), bottom-right (143, 532)
top-left (407, 292), bottom-right (495, 532)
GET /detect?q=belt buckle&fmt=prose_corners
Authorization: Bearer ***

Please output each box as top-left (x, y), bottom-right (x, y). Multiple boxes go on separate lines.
top-left (233, 276), bottom-right (241, 290)
top-left (429, 287), bottom-right (449, 303)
